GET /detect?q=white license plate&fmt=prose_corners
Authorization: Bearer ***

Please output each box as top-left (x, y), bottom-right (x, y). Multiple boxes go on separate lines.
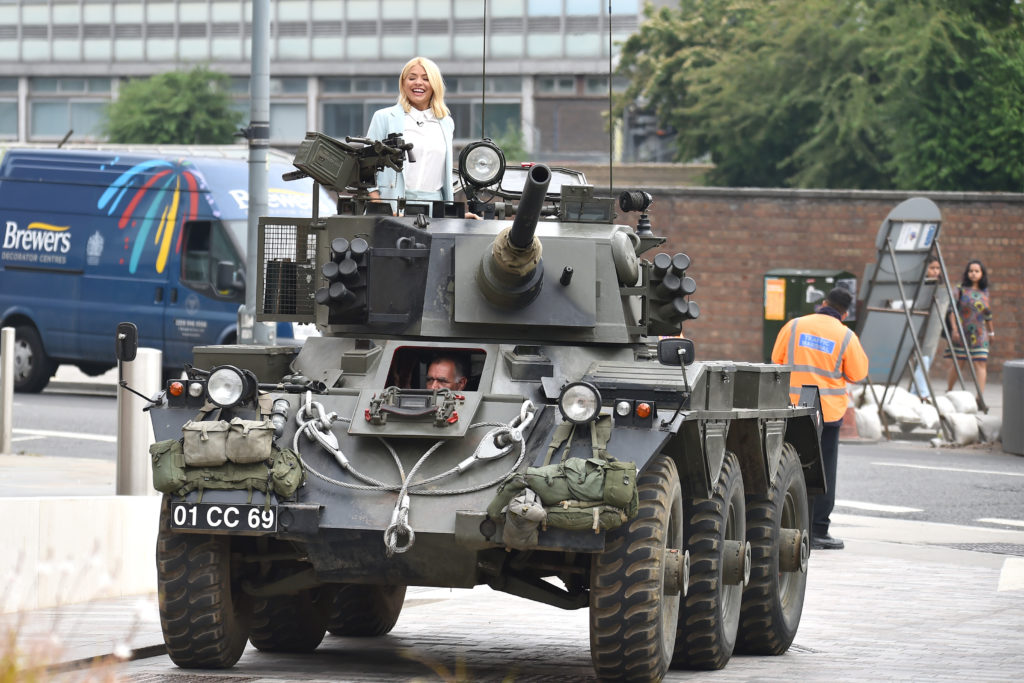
top-left (170, 502), bottom-right (277, 533)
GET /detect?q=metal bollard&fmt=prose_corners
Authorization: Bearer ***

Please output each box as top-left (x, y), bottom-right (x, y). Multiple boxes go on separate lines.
top-left (116, 347), bottom-right (161, 495)
top-left (0, 327), bottom-right (13, 455)
top-left (1004, 360), bottom-right (1024, 456)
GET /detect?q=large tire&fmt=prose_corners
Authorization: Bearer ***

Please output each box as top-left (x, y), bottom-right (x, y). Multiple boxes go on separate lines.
top-left (672, 450), bottom-right (746, 670)
top-left (589, 455), bottom-right (684, 682)
top-left (12, 325), bottom-right (55, 393)
top-left (249, 582), bottom-right (332, 652)
top-left (157, 498), bottom-right (250, 668)
top-left (327, 584), bottom-right (407, 637)
top-left (737, 442), bottom-right (810, 654)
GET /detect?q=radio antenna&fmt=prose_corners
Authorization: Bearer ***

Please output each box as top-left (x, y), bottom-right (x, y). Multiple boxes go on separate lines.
top-left (607, 0), bottom-right (613, 193)
top-left (481, 0), bottom-right (488, 139)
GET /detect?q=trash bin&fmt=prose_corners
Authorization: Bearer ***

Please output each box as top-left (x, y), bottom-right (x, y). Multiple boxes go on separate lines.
top-left (763, 269), bottom-right (856, 362)
top-left (1004, 360), bottom-right (1024, 456)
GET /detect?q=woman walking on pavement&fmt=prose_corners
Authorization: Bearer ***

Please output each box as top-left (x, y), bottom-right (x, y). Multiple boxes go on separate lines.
top-left (945, 259), bottom-right (994, 393)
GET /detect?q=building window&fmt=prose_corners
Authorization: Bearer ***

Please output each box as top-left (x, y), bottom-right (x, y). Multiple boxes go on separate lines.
top-left (228, 77), bottom-right (309, 144)
top-left (583, 75), bottom-right (628, 95)
top-left (270, 103), bottom-right (307, 144)
top-left (28, 78), bottom-right (111, 141)
top-left (449, 101), bottom-right (521, 141)
top-left (0, 77), bottom-right (16, 139)
top-left (537, 76), bottom-right (576, 95)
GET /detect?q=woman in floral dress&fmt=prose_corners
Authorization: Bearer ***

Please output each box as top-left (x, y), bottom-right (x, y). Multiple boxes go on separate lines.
top-left (945, 260), bottom-right (994, 393)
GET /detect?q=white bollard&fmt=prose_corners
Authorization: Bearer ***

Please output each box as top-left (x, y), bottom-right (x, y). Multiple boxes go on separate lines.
top-left (116, 347), bottom-right (161, 495)
top-left (0, 327), bottom-right (13, 455)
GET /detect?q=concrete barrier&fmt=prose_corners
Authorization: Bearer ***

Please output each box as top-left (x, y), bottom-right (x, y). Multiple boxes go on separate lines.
top-left (2, 495), bottom-right (160, 613)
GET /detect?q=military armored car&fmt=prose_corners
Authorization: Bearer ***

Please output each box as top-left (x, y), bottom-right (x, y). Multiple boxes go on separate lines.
top-left (127, 132), bottom-right (824, 681)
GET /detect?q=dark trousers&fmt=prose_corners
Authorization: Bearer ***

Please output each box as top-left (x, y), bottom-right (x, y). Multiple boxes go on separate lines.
top-left (813, 418), bottom-right (843, 536)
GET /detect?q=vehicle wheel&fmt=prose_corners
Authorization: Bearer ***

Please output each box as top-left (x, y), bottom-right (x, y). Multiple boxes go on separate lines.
top-left (156, 497), bottom-right (250, 668)
top-left (12, 325), bottom-right (55, 393)
top-left (589, 454), bottom-right (684, 682)
top-left (736, 442), bottom-right (810, 655)
top-left (249, 581), bottom-right (332, 652)
top-left (75, 362), bottom-right (113, 377)
top-left (672, 450), bottom-right (746, 670)
top-left (327, 584), bottom-right (407, 636)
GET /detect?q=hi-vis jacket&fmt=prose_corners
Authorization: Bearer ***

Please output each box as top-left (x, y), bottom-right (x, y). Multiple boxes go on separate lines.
top-left (771, 313), bottom-right (869, 423)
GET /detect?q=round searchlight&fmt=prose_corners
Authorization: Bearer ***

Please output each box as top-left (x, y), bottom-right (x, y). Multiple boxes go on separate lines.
top-left (206, 365), bottom-right (255, 408)
top-left (459, 139), bottom-right (506, 188)
top-left (558, 382), bottom-right (602, 424)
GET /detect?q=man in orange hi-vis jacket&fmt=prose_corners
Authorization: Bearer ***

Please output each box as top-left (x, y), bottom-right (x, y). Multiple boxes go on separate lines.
top-left (772, 287), bottom-right (869, 551)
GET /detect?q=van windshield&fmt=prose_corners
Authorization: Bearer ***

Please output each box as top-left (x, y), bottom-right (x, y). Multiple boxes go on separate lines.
top-left (224, 220), bottom-right (248, 260)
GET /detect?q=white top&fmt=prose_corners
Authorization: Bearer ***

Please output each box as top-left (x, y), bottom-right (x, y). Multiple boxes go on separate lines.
top-left (401, 108), bottom-right (446, 194)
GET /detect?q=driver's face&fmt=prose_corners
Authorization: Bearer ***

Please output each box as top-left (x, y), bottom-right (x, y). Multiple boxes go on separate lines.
top-left (426, 359), bottom-right (466, 390)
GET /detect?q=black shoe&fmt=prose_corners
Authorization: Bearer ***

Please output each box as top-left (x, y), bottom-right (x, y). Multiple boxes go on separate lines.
top-left (811, 534), bottom-right (845, 550)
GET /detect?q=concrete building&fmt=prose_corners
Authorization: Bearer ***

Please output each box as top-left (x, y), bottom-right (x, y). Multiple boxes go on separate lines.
top-left (0, 0), bottom-right (646, 161)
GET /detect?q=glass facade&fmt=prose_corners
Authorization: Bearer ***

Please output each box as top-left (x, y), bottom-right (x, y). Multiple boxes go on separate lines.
top-left (1, 0), bottom-right (642, 158)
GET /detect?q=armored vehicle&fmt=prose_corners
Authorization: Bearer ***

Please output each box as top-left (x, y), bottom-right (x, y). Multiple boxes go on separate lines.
top-left (126, 132), bottom-right (824, 681)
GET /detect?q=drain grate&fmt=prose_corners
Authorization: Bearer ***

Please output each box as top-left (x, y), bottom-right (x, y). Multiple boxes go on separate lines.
top-left (947, 543), bottom-right (1024, 557)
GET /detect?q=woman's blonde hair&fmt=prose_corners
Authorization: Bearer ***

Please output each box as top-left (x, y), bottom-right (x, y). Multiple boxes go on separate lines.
top-left (397, 56), bottom-right (450, 119)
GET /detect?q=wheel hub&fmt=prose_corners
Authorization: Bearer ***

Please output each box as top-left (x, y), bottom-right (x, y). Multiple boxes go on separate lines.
top-left (722, 539), bottom-right (751, 586)
top-left (13, 339), bottom-right (33, 383)
top-left (778, 528), bottom-right (809, 573)
top-left (663, 547), bottom-right (690, 597)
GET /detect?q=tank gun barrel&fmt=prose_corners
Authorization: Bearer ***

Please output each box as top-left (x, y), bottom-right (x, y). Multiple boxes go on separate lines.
top-left (508, 164), bottom-right (551, 249)
top-left (477, 163), bottom-right (551, 310)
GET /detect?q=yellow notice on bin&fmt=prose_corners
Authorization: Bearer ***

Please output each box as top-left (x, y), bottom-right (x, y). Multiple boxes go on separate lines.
top-left (764, 278), bottom-right (786, 321)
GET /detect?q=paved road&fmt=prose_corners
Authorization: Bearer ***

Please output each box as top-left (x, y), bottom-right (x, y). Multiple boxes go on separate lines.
top-left (23, 511), bottom-right (1022, 682)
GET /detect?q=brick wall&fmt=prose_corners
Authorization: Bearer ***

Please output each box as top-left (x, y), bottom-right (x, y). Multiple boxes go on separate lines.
top-left (634, 187), bottom-right (1024, 375)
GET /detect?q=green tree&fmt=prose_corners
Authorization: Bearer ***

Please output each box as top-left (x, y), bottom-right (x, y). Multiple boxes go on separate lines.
top-left (103, 67), bottom-right (243, 144)
top-left (618, 0), bottom-right (1024, 191)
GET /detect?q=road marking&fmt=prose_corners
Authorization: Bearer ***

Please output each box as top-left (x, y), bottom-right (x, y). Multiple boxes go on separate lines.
top-left (998, 558), bottom-right (1024, 592)
top-left (13, 428), bottom-right (116, 443)
top-left (11, 435), bottom-right (45, 443)
top-left (872, 461), bottom-right (1024, 477)
top-left (977, 518), bottom-right (1024, 529)
top-left (835, 499), bottom-right (923, 513)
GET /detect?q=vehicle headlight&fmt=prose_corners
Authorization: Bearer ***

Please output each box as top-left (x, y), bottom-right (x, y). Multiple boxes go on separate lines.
top-left (558, 382), bottom-right (602, 424)
top-left (459, 139), bottom-right (506, 188)
top-left (206, 365), bottom-right (255, 408)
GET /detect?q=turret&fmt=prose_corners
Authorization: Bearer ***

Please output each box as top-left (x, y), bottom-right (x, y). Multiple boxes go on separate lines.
top-left (477, 163), bottom-right (551, 309)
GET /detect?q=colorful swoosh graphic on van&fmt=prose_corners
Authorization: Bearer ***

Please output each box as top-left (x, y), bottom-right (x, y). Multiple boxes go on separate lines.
top-left (96, 159), bottom-right (202, 274)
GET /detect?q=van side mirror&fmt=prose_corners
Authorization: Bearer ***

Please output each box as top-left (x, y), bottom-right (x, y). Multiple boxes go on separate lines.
top-left (115, 322), bottom-right (138, 362)
top-left (216, 261), bottom-right (244, 292)
top-left (657, 337), bottom-right (695, 367)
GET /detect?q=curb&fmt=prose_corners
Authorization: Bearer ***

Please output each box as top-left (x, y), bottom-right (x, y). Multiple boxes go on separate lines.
top-left (45, 381), bottom-right (118, 397)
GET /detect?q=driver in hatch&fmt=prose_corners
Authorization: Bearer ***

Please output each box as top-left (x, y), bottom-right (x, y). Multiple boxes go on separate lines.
top-left (425, 355), bottom-right (468, 391)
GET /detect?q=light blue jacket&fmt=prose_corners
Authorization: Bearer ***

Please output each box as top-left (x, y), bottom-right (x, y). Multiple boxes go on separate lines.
top-left (365, 103), bottom-right (455, 202)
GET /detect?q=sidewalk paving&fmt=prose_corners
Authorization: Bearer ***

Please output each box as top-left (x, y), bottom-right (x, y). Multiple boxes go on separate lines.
top-left (4, 515), bottom-right (1021, 680)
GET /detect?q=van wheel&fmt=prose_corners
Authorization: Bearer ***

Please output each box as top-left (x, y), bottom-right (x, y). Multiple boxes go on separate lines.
top-left (13, 325), bottom-right (55, 393)
top-left (157, 497), bottom-right (250, 668)
top-left (76, 362), bottom-right (114, 377)
top-left (736, 443), bottom-right (810, 655)
top-left (249, 584), bottom-right (332, 652)
top-left (672, 450), bottom-right (746, 670)
top-left (327, 584), bottom-right (407, 637)
top-left (589, 455), bottom-right (683, 682)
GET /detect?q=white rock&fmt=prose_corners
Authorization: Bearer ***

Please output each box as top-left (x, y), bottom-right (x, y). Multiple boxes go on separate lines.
top-left (946, 390), bottom-right (979, 414)
top-left (976, 414), bottom-right (1002, 443)
top-left (946, 412), bottom-right (980, 445)
top-left (854, 406), bottom-right (883, 441)
top-left (933, 395), bottom-right (956, 417)
top-left (917, 403), bottom-right (940, 431)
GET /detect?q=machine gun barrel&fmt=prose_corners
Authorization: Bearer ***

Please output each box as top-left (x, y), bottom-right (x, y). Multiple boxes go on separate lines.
top-left (509, 164), bottom-right (551, 249)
